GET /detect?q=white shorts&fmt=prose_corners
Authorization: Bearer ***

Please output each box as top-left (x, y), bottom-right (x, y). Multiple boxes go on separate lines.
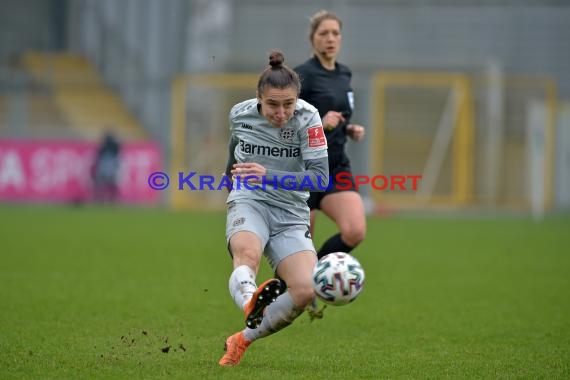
top-left (226, 199), bottom-right (316, 271)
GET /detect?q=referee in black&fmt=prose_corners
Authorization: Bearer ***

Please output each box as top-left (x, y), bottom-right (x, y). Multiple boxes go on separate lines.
top-left (295, 10), bottom-right (366, 261)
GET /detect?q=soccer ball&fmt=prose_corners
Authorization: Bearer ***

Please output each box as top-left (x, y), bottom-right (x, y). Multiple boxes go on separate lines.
top-left (312, 252), bottom-right (365, 306)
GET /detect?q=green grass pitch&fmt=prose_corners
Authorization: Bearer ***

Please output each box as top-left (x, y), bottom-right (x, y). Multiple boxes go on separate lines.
top-left (1, 204), bottom-right (569, 379)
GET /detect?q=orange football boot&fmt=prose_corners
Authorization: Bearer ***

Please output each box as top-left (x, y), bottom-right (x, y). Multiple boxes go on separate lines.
top-left (218, 332), bottom-right (251, 366)
top-left (243, 278), bottom-right (285, 328)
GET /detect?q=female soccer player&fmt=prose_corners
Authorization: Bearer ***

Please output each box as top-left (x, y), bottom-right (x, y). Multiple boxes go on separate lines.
top-left (219, 51), bottom-right (329, 366)
top-left (294, 10), bottom-right (366, 261)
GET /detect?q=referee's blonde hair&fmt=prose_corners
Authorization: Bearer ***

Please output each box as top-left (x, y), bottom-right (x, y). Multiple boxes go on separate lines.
top-left (308, 10), bottom-right (343, 41)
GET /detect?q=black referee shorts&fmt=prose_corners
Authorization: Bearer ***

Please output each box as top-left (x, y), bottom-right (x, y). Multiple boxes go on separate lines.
top-left (307, 153), bottom-right (357, 210)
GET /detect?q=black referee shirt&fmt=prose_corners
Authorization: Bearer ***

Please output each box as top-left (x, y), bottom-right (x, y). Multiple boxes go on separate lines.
top-left (294, 56), bottom-right (354, 157)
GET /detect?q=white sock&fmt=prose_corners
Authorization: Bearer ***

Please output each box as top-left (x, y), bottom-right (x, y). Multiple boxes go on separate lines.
top-left (243, 292), bottom-right (303, 342)
top-left (229, 265), bottom-right (257, 310)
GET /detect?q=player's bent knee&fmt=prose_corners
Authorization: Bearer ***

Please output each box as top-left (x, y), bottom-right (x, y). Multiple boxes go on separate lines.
top-left (340, 226), bottom-right (366, 247)
top-left (288, 285), bottom-right (315, 309)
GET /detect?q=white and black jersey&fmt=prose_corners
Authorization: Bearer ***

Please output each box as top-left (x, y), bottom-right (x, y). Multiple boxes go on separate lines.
top-left (225, 98), bottom-right (329, 217)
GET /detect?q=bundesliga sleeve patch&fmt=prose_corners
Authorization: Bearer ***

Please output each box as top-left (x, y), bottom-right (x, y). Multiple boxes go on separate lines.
top-left (308, 126), bottom-right (326, 148)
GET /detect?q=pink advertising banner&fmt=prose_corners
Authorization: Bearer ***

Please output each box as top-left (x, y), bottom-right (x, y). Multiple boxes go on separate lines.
top-left (0, 139), bottom-right (161, 204)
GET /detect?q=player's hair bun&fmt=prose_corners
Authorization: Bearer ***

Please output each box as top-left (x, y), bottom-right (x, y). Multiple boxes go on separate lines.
top-left (256, 49), bottom-right (300, 96)
top-left (269, 51), bottom-right (285, 68)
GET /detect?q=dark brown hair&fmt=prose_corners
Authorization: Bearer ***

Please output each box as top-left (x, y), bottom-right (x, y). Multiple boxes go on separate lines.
top-left (257, 50), bottom-right (301, 96)
top-left (309, 10), bottom-right (342, 41)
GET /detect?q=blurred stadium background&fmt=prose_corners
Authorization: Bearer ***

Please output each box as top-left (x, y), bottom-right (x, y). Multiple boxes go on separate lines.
top-left (2, 2), bottom-right (570, 378)
top-left (1, 0), bottom-right (569, 215)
